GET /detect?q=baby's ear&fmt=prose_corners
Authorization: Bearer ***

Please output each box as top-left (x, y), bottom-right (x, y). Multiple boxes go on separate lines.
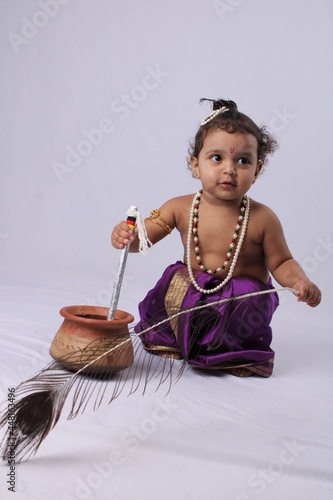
top-left (255, 159), bottom-right (263, 178)
top-left (190, 156), bottom-right (200, 178)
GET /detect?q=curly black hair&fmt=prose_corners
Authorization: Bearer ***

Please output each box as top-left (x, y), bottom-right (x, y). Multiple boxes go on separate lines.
top-left (187, 98), bottom-right (278, 174)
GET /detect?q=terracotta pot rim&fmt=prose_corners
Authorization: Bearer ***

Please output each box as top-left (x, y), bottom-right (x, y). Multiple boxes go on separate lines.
top-left (59, 305), bottom-right (134, 327)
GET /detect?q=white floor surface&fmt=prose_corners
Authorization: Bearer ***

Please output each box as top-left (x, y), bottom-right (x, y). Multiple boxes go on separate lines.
top-left (0, 270), bottom-right (332, 500)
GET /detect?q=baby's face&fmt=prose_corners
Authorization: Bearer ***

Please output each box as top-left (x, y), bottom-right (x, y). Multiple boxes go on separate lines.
top-left (191, 129), bottom-right (262, 201)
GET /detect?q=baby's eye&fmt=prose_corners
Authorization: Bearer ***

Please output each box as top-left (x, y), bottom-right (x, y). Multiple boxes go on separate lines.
top-left (211, 154), bottom-right (222, 162)
top-left (237, 157), bottom-right (250, 165)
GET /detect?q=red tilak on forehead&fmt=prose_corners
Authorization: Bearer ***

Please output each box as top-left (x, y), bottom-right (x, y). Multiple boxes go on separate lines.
top-left (230, 147), bottom-right (235, 153)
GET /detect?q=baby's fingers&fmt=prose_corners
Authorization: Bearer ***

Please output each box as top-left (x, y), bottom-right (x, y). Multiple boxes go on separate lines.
top-left (111, 222), bottom-right (135, 249)
top-left (296, 282), bottom-right (321, 307)
top-left (305, 287), bottom-right (321, 307)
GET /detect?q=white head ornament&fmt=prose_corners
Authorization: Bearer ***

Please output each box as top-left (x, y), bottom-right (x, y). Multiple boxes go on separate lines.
top-left (200, 106), bottom-right (229, 126)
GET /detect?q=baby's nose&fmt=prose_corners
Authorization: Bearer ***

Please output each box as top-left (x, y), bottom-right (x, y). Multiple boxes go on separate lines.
top-left (223, 160), bottom-right (236, 174)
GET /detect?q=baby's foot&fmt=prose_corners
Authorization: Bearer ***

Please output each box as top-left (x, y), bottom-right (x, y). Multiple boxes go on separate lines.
top-left (158, 351), bottom-right (182, 359)
top-left (225, 367), bottom-right (253, 377)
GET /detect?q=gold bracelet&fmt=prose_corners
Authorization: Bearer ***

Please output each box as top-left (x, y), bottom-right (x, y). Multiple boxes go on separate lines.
top-left (149, 209), bottom-right (173, 234)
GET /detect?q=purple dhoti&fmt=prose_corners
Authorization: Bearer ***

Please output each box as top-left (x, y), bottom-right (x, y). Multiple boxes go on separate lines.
top-left (134, 261), bottom-right (279, 377)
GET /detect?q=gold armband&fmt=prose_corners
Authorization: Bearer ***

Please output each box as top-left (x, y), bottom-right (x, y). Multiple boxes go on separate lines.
top-left (149, 209), bottom-right (173, 234)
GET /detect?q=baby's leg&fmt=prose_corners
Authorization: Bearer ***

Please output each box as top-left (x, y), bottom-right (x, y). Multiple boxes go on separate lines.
top-left (158, 351), bottom-right (183, 359)
top-left (224, 367), bottom-right (253, 377)
top-left (143, 346), bottom-right (183, 360)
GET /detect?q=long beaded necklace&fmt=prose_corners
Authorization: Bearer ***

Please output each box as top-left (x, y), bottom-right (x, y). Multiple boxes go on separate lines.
top-left (186, 191), bottom-right (250, 294)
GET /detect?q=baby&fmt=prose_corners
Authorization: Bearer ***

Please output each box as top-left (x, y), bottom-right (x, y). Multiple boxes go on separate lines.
top-left (111, 99), bottom-right (321, 377)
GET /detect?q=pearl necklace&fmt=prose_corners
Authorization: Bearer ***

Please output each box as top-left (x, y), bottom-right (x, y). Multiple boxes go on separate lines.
top-left (186, 191), bottom-right (250, 294)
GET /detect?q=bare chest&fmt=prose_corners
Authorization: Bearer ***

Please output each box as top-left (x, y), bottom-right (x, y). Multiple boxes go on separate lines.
top-left (179, 205), bottom-right (266, 280)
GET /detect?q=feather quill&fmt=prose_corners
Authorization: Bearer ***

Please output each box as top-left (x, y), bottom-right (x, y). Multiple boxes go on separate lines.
top-left (0, 287), bottom-right (296, 462)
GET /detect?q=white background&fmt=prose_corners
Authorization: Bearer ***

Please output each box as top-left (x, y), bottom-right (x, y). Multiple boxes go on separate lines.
top-left (1, 0), bottom-right (332, 326)
top-left (0, 2), bottom-right (333, 500)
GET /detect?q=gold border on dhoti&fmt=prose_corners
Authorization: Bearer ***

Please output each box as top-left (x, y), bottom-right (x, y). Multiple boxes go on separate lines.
top-left (164, 268), bottom-right (191, 340)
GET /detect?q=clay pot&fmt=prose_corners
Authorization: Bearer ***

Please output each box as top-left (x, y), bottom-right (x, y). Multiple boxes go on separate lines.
top-left (49, 305), bottom-right (134, 375)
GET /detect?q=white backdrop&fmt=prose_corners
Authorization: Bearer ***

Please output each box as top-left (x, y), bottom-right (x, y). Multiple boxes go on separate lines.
top-left (1, 2), bottom-right (333, 500)
top-left (1, 1), bottom-right (332, 325)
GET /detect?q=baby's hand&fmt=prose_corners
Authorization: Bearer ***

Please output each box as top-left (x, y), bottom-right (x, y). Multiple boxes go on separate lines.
top-left (293, 279), bottom-right (321, 307)
top-left (111, 221), bottom-right (136, 249)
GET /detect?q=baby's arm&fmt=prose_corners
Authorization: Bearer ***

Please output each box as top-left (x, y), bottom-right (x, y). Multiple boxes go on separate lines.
top-left (261, 207), bottom-right (321, 307)
top-left (111, 198), bottom-right (178, 253)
